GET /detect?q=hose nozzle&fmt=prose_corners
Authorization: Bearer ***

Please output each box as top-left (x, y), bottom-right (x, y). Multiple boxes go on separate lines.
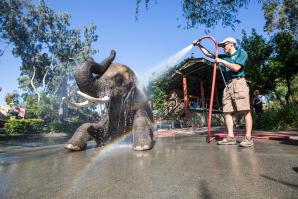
top-left (192, 39), bottom-right (199, 46)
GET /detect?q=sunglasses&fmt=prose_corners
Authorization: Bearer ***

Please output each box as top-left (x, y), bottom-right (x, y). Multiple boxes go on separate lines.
top-left (220, 42), bottom-right (231, 48)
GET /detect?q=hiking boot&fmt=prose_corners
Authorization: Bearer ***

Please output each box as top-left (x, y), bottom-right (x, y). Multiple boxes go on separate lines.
top-left (217, 136), bottom-right (237, 145)
top-left (240, 137), bottom-right (254, 147)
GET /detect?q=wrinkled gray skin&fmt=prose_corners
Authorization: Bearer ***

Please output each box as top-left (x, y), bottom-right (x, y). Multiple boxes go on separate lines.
top-left (65, 50), bottom-right (154, 151)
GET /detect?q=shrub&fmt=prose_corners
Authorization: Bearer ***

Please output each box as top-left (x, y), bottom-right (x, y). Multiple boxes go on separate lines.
top-left (253, 102), bottom-right (298, 130)
top-left (4, 119), bottom-right (45, 135)
top-left (47, 121), bottom-right (83, 133)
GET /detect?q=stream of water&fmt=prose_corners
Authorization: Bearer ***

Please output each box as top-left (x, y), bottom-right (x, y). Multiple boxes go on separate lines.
top-left (142, 44), bottom-right (194, 85)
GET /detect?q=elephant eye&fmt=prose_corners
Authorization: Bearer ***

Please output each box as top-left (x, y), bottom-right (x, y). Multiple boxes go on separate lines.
top-left (114, 73), bottom-right (124, 85)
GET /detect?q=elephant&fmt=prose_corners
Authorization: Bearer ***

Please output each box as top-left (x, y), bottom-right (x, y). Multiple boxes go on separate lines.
top-left (63, 50), bottom-right (154, 151)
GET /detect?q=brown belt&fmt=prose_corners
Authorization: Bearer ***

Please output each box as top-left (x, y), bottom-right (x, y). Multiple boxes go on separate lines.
top-left (227, 77), bottom-right (245, 84)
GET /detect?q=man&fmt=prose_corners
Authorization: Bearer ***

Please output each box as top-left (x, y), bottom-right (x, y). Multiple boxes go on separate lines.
top-left (193, 37), bottom-right (253, 147)
top-left (253, 89), bottom-right (263, 115)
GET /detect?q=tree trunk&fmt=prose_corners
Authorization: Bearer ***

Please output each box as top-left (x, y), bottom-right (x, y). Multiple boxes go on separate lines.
top-left (31, 67), bottom-right (41, 105)
top-left (273, 88), bottom-right (286, 108)
top-left (58, 73), bottom-right (68, 123)
top-left (285, 77), bottom-right (291, 107)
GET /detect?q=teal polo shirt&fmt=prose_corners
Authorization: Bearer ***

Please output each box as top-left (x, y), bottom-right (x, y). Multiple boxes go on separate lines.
top-left (219, 49), bottom-right (247, 82)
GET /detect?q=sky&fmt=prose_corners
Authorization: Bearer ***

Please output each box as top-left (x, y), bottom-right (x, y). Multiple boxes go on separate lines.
top-left (0, 0), bottom-right (267, 104)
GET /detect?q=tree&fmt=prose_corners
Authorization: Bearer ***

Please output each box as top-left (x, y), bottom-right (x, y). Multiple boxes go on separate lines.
top-left (149, 71), bottom-right (170, 113)
top-left (270, 31), bottom-right (298, 105)
top-left (0, 0), bottom-right (98, 121)
top-left (241, 29), bottom-right (298, 106)
top-left (240, 29), bottom-right (273, 91)
top-left (136, 0), bottom-right (298, 36)
top-left (263, 0), bottom-right (298, 37)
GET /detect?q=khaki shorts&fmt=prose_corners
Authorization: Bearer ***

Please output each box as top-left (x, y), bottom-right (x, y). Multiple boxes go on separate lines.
top-left (222, 78), bottom-right (250, 113)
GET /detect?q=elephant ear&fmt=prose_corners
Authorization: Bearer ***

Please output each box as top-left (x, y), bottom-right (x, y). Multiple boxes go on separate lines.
top-left (92, 50), bottom-right (116, 75)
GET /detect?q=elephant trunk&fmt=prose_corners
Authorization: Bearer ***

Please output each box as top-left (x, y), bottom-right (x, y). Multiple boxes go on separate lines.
top-left (75, 50), bottom-right (116, 96)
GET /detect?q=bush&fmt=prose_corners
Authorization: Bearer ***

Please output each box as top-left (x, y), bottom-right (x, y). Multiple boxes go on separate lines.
top-left (4, 119), bottom-right (45, 135)
top-left (47, 121), bottom-right (83, 133)
top-left (253, 102), bottom-right (298, 130)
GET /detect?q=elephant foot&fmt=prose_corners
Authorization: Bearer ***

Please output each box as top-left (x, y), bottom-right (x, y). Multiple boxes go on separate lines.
top-left (64, 143), bottom-right (86, 151)
top-left (132, 109), bottom-right (154, 151)
top-left (133, 144), bottom-right (152, 151)
top-left (132, 128), bottom-right (153, 151)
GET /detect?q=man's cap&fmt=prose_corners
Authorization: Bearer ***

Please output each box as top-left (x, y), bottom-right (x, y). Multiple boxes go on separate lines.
top-left (219, 37), bottom-right (237, 46)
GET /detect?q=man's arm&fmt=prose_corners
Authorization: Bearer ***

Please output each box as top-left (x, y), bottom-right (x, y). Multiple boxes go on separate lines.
top-left (215, 58), bottom-right (241, 72)
top-left (197, 43), bottom-right (215, 59)
top-left (216, 50), bottom-right (247, 72)
top-left (193, 40), bottom-right (215, 58)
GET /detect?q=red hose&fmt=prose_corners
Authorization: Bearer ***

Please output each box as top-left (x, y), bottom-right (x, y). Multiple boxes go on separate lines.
top-left (196, 36), bottom-right (219, 142)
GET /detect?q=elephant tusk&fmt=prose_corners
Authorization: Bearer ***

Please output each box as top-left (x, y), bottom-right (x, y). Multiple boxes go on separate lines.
top-left (62, 97), bottom-right (93, 108)
top-left (77, 91), bottom-right (110, 103)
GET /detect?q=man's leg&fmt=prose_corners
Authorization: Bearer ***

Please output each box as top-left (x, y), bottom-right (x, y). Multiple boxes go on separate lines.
top-left (239, 110), bottom-right (254, 147)
top-left (218, 112), bottom-right (237, 145)
top-left (224, 112), bottom-right (234, 137)
top-left (243, 110), bottom-right (252, 138)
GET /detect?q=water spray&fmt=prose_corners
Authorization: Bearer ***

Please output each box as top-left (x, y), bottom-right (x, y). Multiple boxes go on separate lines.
top-left (142, 44), bottom-right (194, 85)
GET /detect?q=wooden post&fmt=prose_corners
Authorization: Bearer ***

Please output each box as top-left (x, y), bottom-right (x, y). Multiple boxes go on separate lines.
top-left (183, 76), bottom-right (188, 119)
top-left (200, 80), bottom-right (205, 108)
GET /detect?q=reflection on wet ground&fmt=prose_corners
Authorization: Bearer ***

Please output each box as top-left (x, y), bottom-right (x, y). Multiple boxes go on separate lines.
top-left (0, 134), bottom-right (71, 147)
top-left (0, 133), bottom-right (298, 199)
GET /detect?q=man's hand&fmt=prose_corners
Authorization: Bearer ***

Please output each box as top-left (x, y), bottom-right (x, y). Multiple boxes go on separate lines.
top-left (192, 39), bottom-right (199, 46)
top-left (214, 58), bottom-right (225, 64)
top-left (215, 58), bottom-right (241, 72)
top-left (192, 39), bottom-right (203, 46)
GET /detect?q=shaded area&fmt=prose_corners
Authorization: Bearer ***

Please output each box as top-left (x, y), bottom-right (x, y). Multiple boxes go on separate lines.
top-left (198, 180), bottom-right (213, 199)
top-left (260, 174), bottom-right (298, 189)
top-left (279, 139), bottom-right (298, 146)
top-left (292, 167), bottom-right (298, 173)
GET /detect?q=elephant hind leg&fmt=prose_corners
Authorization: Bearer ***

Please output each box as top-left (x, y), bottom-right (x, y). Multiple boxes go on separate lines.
top-left (132, 109), bottom-right (153, 151)
top-left (64, 123), bottom-right (91, 151)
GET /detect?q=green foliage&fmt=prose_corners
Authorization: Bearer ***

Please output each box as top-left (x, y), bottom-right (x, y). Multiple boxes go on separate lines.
top-left (136, 0), bottom-right (297, 36)
top-left (46, 121), bottom-right (83, 133)
top-left (182, 0), bottom-right (250, 29)
top-left (0, 0), bottom-right (99, 122)
top-left (263, 0), bottom-right (297, 36)
top-left (149, 72), bottom-right (170, 113)
top-left (270, 31), bottom-right (298, 104)
top-left (254, 102), bottom-right (298, 130)
top-left (5, 92), bottom-right (20, 105)
top-left (241, 30), bottom-right (298, 106)
top-left (240, 29), bottom-right (273, 90)
top-left (24, 94), bottom-right (58, 121)
top-left (4, 119), bottom-right (44, 135)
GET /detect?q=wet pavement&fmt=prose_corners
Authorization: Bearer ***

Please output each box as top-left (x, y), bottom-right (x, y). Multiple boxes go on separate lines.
top-left (0, 130), bottom-right (298, 199)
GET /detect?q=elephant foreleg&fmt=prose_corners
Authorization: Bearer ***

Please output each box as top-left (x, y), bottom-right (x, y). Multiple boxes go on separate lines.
top-left (132, 108), bottom-right (153, 151)
top-left (64, 123), bottom-right (92, 151)
top-left (64, 114), bottom-right (109, 151)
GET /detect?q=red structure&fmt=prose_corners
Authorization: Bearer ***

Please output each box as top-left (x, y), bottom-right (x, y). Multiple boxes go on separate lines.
top-left (183, 76), bottom-right (189, 119)
top-left (194, 35), bottom-right (219, 142)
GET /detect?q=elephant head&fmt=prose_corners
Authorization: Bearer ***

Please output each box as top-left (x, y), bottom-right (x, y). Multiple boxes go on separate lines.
top-left (63, 50), bottom-right (138, 109)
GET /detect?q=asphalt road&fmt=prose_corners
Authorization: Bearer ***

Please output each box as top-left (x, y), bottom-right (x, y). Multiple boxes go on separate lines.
top-left (0, 134), bottom-right (298, 199)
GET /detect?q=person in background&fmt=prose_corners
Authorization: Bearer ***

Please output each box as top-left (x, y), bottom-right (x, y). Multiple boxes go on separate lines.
top-left (253, 89), bottom-right (263, 115)
top-left (193, 37), bottom-right (253, 147)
